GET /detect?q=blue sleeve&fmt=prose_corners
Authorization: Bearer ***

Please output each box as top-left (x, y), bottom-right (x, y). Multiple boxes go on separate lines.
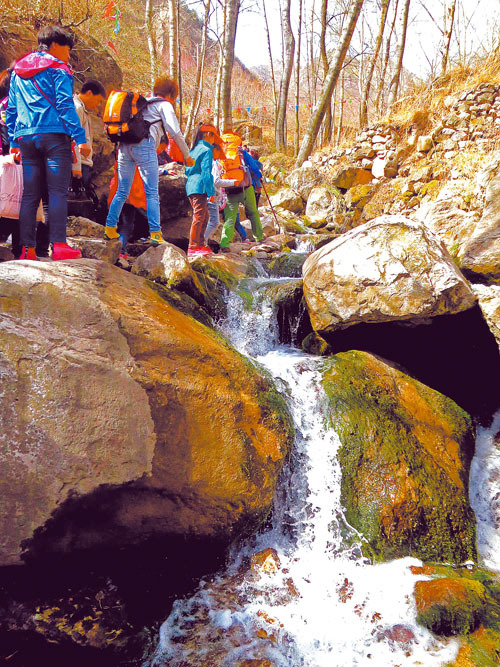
top-left (201, 149), bottom-right (215, 197)
top-left (242, 149), bottom-right (262, 180)
top-left (5, 75), bottom-right (18, 148)
top-left (51, 69), bottom-right (86, 144)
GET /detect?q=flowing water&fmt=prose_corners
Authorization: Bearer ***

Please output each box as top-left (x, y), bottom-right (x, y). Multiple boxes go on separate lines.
top-left (149, 269), bottom-right (500, 666)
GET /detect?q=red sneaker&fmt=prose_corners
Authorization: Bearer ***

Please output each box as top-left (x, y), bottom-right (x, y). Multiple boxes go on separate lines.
top-left (19, 246), bottom-right (37, 260)
top-left (200, 246), bottom-right (214, 254)
top-left (52, 242), bottom-right (82, 261)
top-left (187, 246), bottom-right (204, 257)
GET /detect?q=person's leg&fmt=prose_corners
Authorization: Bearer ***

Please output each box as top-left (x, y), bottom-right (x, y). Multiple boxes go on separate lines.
top-left (220, 192), bottom-right (243, 249)
top-left (205, 200), bottom-right (220, 243)
top-left (18, 135), bottom-right (43, 249)
top-left (133, 137), bottom-right (162, 239)
top-left (188, 193), bottom-right (208, 249)
top-left (118, 203), bottom-right (136, 253)
top-left (243, 185), bottom-right (263, 242)
top-left (106, 145), bottom-right (136, 231)
top-left (234, 213), bottom-right (248, 241)
top-left (43, 133), bottom-right (72, 243)
top-left (255, 189), bottom-right (261, 207)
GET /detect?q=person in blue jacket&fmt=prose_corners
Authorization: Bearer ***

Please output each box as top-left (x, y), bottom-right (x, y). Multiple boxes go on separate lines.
top-left (185, 122), bottom-right (222, 258)
top-left (6, 25), bottom-right (91, 261)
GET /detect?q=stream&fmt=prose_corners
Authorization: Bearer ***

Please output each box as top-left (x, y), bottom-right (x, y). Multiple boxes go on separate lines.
top-left (149, 267), bottom-right (500, 667)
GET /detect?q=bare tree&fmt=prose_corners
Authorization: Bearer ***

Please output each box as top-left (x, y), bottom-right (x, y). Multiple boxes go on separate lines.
top-left (441, 0), bottom-right (458, 74)
top-left (275, 0), bottom-right (295, 150)
top-left (294, 0), bottom-right (303, 155)
top-left (262, 0), bottom-right (278, 113)
top-left (220, 0), bottom-right (241, 130)
top-left (387, 0), bottom-right (411, 108)
top-left (145, 0), bottom-right (158, 90)
top-left (319, 0), bottom-right (332, 144)
top-left (168, 0), bottom-right (179, 80)
top-left (184, 0), bottom-right (211, 139)
top-left (296, 0), bottom-right (365, 166)
top-left (360, 0), bottom-right (391, 127)
top-left (374, 0), bottom-right (399, 113)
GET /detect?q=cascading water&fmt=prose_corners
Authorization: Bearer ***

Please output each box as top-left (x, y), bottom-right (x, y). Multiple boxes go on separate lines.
top-left (150, 273), bottom-right (467, 666)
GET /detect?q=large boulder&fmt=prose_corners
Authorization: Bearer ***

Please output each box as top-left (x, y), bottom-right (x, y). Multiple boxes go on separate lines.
top-left (472, 284), bottom-right (500, 354)
top-left (302, 215), bottom-right (476, 335)
top-left (330, 165), bottom-right (373, 190)
top-left (269, 188), bottom-right (304, 214)
top-left (285, 163), bottom-right (323, 200)
top-left (0, 260), bottom-right (293, 565)
top-left (304, 185), bottom-right (342, 224)
top-left (321, 350), bottom-right (476, 562)
top-left (461, 171), bottom-right (500, 283)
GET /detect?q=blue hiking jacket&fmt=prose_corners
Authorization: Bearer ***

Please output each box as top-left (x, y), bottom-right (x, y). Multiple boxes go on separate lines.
top-left (185, 139), bottom-right (215, 198)
top-left (242, 149), bottom-right (263, 189)
top-left (6, 51), bottom-right (86, 148)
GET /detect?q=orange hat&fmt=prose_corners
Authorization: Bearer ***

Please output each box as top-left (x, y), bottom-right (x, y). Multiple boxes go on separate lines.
top-left (200, 124), bottom-right (223, 147)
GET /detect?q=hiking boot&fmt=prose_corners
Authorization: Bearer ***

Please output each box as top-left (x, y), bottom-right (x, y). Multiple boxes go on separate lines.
top-left (19, 246), bottom-right (37, 260)
top-left (149, 231), bottom-right (167, 246)
top-left (104, 225), bottom-right (120, 240)
top-left (220, 246), bottom-right (230, 253)
top-left (52, 243), bottom-right (82, 261)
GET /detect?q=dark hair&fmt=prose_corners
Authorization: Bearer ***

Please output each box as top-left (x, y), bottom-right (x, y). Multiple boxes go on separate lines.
top-left (153, 76), bottom-right (178, 100)
top-left (190, 123), bottom-right (204, 150)
top-left (81, 79), bottom-right (106, 97)
top-left (0, 69), bottom-right (11, 99)
top-left (37, 25), bottom-right (75, 51)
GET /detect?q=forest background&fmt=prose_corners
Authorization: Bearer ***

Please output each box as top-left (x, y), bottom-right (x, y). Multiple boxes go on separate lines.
top-left (3, 0), bottom-right (500, 164)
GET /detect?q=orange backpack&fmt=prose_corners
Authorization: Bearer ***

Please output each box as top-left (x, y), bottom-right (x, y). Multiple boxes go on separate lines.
top-left (103, 91), bottom-right (157, 144)
top-left (220, 132), bottom-right (246, 183)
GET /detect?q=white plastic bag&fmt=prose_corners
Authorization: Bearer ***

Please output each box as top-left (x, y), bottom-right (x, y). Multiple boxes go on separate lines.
top-left (0, 154), bottom-right (22, 219)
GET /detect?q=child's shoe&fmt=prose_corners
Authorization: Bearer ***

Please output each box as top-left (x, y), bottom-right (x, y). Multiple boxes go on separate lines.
top-left (149, 232), bottom-right (167, 245)
top-left (104, 225), bottom-right (120, 240)
top-left (18, 246), bottom-right (37, 260)
top-left (52, 242), bottom-right (82, 261)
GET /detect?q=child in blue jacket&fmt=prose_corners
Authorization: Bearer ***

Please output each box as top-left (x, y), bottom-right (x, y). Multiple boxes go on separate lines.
top-left (185, 123), bottom-right (222, 258)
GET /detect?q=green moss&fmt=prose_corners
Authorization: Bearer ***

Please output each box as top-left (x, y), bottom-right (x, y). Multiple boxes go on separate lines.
top-left (149, 282), bottom-right (214, 328)
top-left (320, 350), bottom-right (476, 563)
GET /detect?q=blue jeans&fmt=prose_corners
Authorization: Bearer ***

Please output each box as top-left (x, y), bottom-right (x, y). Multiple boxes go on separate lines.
top-left (18, 132), bottom-right (72, 246)
top-left (106, 136), bottom-right (160, 233)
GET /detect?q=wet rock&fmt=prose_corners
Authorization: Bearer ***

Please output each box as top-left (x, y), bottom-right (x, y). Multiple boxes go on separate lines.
top-left (0, 260), bottom-right (293, 565)
top-left (415, 578), bottom-right (487, 635)
top-left (321, 350), bottom-right (477, 562)
top-left (302, 215), bottom-right (476, 336)
top-left (473, 284), bottom-right (500, 354)
top-left (267, 252), bottom-right (308, 278)
top-left (301, 331), bottom-right (332, 356)
top-left (250, 548), bottom-right (281, 574)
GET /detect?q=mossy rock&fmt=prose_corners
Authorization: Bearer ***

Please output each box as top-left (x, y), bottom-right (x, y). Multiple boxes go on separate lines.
top-left (267, 253), bottom-right (308, 278)
top-left (449, 627), bottom-right (500, 666)
top-left (345, 184), bottom-right (373, 209)
top-left (320, 350), bottom-right (476, 563)
top-left (420, 179), bottom-right (441, 199)
top-left (302, 331), bottom-right (332, 356)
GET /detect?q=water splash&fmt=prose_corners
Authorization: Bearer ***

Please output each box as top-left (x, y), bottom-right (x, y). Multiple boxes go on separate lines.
top-left (151, 282), bottom-right (460, 667)
top-left (470, 408), bottom-right (500, 572)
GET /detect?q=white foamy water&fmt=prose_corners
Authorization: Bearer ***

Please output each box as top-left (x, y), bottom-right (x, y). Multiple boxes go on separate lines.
top-left (470, 408), bottom-right (500, 572)
top-left (151, 280), bottom-right (461, 667)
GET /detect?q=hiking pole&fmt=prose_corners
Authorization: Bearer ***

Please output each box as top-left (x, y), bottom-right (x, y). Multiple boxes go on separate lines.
top-left (261, 178), bottom-right (281, 234)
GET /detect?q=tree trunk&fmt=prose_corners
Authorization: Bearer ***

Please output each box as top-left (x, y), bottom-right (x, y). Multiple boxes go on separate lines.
top-left (360, 0), bottom-right (390, 128)
top-left (275, 0), bottom-right (295, 151)
top-left (296, 0), bottom-right (365, 167)
top-left (214, 0), bottom-right (225, 128)
top-left (387, 0), bottom-right (411, 109)
top-left (374, 0), bottom-right (399, 114)
top-left (176, 0), bottom-right (183, 126)
top-left (336, 69), bottom-right (345, 145)
top-left (185, 0), bottom-right (211, 139)
top-left (262, 0), bottom-right (278, 114)
top-left (168, 0), bottom-right (178, 81)
top-left (319, 0), bottom-right (332, 144)
top-left (145, 0), bottom-right (158, 90)
top-left (294, 0), bottom-right (303, 155)
top-left (220, 0), bottom-right (240, 131)
top-left (441, 0), bottom-right (457, 75)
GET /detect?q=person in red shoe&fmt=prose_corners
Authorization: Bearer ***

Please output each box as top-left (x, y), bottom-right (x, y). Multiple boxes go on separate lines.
top-left (185, 122), bottom-right (223, 258)
top-left (6, 25), bottom-right (90, 260)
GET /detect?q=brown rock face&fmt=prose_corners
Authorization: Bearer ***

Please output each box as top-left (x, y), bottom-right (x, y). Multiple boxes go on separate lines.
top-left (0, 260), bottom-right (293, 564)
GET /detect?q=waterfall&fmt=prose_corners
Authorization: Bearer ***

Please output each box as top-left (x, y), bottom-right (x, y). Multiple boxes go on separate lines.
top-left (150, 276), bottom-right (462, 667)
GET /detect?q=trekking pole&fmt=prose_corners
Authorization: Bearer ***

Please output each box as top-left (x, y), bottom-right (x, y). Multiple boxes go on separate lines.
top-left (261, 179), bottom-right (281, 234)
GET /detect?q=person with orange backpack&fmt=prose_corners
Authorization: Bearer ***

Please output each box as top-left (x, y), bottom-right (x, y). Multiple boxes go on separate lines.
top-left (219, 128), bottom-right (263, 252)
top-left (103, 76), bottom-right (193, 246)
